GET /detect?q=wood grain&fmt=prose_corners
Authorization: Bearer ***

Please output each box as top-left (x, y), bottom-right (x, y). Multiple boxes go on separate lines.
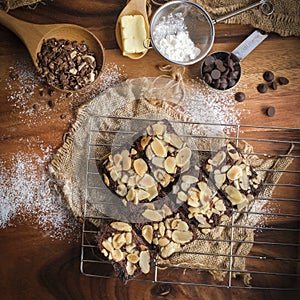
top-left (0, 1), bottom-right (299, 299)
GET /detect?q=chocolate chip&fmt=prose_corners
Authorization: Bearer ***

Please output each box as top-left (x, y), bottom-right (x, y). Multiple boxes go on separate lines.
top-left (211, 69), bottom-right (221, 80)
top-left (234, 92), bottom-right (246, 102)
top-left (257, 83), bottom-right (268, 93)
top-left (204, 55), bottom-right (215, 66)
top-left (32, 103), bottom-right (39, 110)
top-left (266, 106), bottom-right (276, 117)
top-left (269, 81), bottom-right (277, 90)
top-left (203, 73), bottom-right (212, 85)
top-left (48, 88), bottom-right (55, 96)
top-left (263, 71), bottom-right (274, 82)
top-left (48, 100), bottom-right (55, 109)
top-left (278, 77), bottom-right (289, 85)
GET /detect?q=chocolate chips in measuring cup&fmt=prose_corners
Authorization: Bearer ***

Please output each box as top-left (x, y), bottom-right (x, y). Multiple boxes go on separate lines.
top-left (202, 52), bottom-right (241, 90)
top-left (37, 38), bottom-right (99, 90)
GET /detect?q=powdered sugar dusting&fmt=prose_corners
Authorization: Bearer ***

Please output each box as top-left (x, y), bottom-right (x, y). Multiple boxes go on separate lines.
top-left (1, 58), bottom-right (127, 239)
top-left (0, 150), bottom-right (81, 240)
top-left (181, 79), bottom-right (246, 134)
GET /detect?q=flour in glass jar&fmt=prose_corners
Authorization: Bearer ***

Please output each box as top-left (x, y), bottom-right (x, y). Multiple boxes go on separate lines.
top-left (152, 12), bottom-right (201, 62)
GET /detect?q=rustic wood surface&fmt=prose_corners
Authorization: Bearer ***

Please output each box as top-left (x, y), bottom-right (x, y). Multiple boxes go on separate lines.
top-left (0, 1), bottom-right (299, 299)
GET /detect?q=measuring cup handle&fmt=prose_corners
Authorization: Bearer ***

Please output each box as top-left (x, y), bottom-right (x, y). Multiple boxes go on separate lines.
top-left (212, 0), bottom-right (274, 24)
top-left (231, 30), bottom-right (268, 62)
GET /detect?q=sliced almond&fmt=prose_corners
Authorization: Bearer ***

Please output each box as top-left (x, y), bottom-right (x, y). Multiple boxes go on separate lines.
top-left (162, 204), bottom-right (173, 217)
top-left (102, 239), bottom-right (114, 253)
top-left (127, 253), bottom-right (140, 264)
top-left (158, 237), bottom-right (170, 247)
top-left (131, 148), bottom-right (137, 155)
top-left (138, 174), bottom-right (156, 188)
top-left (160, 241), bottom-right (181, 258)
top-left (103, 174), bottom-right (110, 187)
top-left (126, 244), bottom-right (136, 254)
top-left (116, 184), bottom-right (127, 197)
top-left (142, 225), bottom-right (153, 244)
top-left (126, 261), bottom-right (137, 276)
top-left (227, 165), bottom-right (243, 181)
top-left (209, 151), bottom-right (226, 167)
top-left (175, 147), bottom-right (192, 168)
top-left (154, 169), bottom-right (172, 187)
top-left (145, 145), bottom-right (155, 160)
top-left (111, 248), bottom-right (124, 262)
top-left (239, 170), bottom-right (250, 191)
top-left (172, 230), bottom-right (193, 244)
top-left (112, 233), bottom-right (126, 249)
top-left (182, 175), bottom-right (198, 184)
top-left (113, 153), bottom-right (122, 166)
top-left (201, 228), bottom-right (211, 235)
top-left (137, 189), bottom-right (150, 201)
top-left (151, 156), bottom-right (165, 168)
top-left (125, 232), bottom-right (132, 245)
top-left (110, 168), bottom-right (120, 182)
top-left (142, 209), bottom-right (163, 222)
top-left (121, 149), bottom-right (131, 171)
top-left (187, 196), bottom-right (200, 208)
top-left (164, 156), bottom-right (176, 174)
top-left (152, 123), bottom-right (166, 137)
top-left (133, 158), bottom-right (148, 177)
top-left (110, 222), bottom-right (132, 232)
top-left (225, 185), bottom-right (244, 205)
top-left (151, 138), bottom-right (167, 157)
top-left (158, 222), bottom-right (166, 237)
top-left (177, 191), bottom-right (188, 202)
top-left (168, 133), bottom-right (184, 149)
top-left (175, 220), bottom-right (189, 231)
top-left (126, 187), bottom-right (135, 202)
top-left (181, 182), bottom-right (190, 192)
top-left (139, 251), bottom-right (150, 274)
top-left (146, 185), bottom-right (158, 201)
top-left (214, 173), bottom-right (226, 189)
top-left (140, 136), bottom-right (152, 149)
top-left (101, 249), bottom-right (108, 257)
top-left (214, 200), bottom-right (226, 212)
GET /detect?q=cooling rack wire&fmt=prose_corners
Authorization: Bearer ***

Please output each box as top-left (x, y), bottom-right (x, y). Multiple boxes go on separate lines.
top-left (80, 116), bottom-right (300, 291)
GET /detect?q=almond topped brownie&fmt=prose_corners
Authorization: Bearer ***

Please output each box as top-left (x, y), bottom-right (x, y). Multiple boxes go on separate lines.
top-left (96, 221), bottom-right (154, 282)
top-left (203, 142), bottom-right (263, 210)
top-left (97, 119), bottom-right (192, 222)
top-left (172, 165), bottom-right (232, 234)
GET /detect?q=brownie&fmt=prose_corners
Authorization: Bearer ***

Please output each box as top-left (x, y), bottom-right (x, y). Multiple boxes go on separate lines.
top-left (172, 165), bottom-right (232, 234)
top-left (203, 142), bottom-right (263, 210)
top-left (97, 119), bottom-right (192, 222)
top-left (96, 221), bottom-right (154, 282)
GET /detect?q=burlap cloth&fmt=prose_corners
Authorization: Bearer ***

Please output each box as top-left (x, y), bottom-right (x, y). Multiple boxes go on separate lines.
top-left (150, 0), bottom-right (300, 37)
top-left (49, 77), bottom-right (293, 284)
top-left (1, 0), bottom-right (299, 36)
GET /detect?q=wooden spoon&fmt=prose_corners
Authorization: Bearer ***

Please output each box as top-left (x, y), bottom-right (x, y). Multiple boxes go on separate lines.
top-left (0, 10), bottom-right (105, 92)
top-left (115, 0), bottom-right (150, 59)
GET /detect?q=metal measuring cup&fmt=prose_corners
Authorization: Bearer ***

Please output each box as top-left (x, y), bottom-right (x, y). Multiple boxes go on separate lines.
top-left (148, 0), bottom-right (274, 65)
top-left (201, 30), bottom-right (268, 90)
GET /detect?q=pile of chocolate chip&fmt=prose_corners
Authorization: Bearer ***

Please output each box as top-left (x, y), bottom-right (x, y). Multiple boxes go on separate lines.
top-left (37, 38), bottom-right (99, 90)
top-left (257, 70), bottom-right (289, 93)
top-left (202, 52), bottom-right (241, 90)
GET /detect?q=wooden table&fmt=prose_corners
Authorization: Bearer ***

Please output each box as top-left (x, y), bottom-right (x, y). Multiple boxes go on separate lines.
top-left (0, 1), bottom-right (299, 299)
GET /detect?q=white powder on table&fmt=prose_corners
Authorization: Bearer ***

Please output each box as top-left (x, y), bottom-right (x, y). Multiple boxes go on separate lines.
top-left (1, 59), bottom-right (127, 240)
top-left (153, 12), bottom-right (201, 62)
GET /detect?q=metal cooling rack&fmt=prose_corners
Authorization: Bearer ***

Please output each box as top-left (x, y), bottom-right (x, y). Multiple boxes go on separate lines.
top-left (81, 116), bottom-right (300, 291)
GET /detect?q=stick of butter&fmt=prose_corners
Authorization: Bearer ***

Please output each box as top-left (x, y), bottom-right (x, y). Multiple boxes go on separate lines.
top-left (120, 15), bottom-right (147, 55)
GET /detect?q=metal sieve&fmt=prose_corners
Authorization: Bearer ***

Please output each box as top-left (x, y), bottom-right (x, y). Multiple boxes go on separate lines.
top-left (148, 0), bottom-right (274, 65)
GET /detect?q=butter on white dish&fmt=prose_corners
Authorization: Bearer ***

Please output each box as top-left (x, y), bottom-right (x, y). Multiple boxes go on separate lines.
top-left (120, 15), bottom-right (147, 56)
